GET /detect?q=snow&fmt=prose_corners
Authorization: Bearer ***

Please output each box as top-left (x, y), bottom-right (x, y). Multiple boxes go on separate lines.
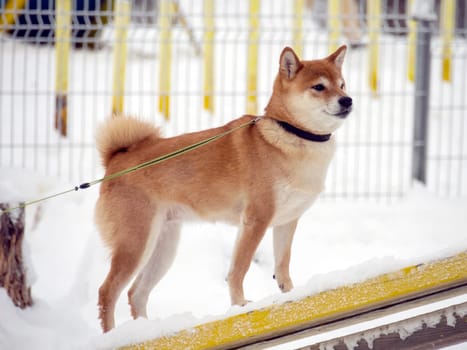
top-left (1, 167), bottom-right (466, 349)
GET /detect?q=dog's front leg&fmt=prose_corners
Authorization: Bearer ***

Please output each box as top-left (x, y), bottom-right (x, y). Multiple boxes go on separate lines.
top-left (273, 218), bottom-right (298, 293)
top-left (227, 206), bottom-right (272, 306)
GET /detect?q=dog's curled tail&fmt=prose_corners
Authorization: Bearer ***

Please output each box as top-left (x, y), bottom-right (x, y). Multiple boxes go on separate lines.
top-left (96, 116), bottom-right (160, 168)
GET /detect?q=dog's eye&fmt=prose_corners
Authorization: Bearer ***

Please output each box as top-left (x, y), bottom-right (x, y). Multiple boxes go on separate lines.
top-left (340, 83), bottom-right (345, 90)
top-left (311, 84), bottom-right (325, 91)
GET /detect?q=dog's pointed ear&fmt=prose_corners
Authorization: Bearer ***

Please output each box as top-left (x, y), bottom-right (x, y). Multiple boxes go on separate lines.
top-left (327, 45), bottom-right (347, 70)
top-left (280, 47), bottom-right (303, 80)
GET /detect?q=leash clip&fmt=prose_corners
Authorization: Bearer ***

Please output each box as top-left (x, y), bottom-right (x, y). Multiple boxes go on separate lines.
top-left (253, 116), bottom-right (263, 124)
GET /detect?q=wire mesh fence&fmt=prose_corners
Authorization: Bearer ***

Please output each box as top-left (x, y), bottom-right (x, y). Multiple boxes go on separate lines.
top-left (0, 0), bottom-right (466, 200)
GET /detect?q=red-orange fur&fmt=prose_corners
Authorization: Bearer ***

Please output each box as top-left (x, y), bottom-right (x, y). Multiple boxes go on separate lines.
top-left (95, 46), bottom-right (351, 332)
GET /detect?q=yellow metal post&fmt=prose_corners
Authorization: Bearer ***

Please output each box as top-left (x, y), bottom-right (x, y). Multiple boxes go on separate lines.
top-left (158, 0), bottom-right (173, 120)
top-left (0, 0), bottom-right (27, 29)
top-left (203, 0), bottom-right (215, 113)
top-left (246, 0), bottom-right (260, 115)
top-left (327, 0), bottom-right (340, 53)
top-left (292, 0), bottom-right (304, 57)
top-left (367, 0), bottom-right (381, 94)
top-left (407, 0), bottom-right (416, 82)
top-left (441, 0), bottom-right (455, 82)
top-left (55, 0), bottom-right (71, 137)
top-left (111, 0), bottom-right (131, 115)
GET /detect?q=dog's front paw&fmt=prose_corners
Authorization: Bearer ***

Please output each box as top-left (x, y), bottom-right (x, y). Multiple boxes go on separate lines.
top-left (231, 296), bottom-right (249, 306)
top-left (273, 274), bottom-right (294, 293)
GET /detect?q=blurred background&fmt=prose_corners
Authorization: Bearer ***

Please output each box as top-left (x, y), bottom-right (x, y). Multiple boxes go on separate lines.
top-left (1, 0), bottom-right (466, 200)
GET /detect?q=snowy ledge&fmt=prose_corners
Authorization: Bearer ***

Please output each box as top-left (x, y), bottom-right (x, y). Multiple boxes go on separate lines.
top-left (104, 252), bottom-right (467, 350)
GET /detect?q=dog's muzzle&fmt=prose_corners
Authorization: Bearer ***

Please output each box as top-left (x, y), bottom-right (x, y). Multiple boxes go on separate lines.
top-left (335, 96), bottom-right (353, 118)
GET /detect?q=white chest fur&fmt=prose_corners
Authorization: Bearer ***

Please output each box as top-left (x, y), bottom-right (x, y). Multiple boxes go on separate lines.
top-left (271, 139), bottom-right (336, 226)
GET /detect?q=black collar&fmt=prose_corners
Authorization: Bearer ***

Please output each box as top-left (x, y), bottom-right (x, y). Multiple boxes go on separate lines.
top-left (276, 120), bottom-right (331, 142)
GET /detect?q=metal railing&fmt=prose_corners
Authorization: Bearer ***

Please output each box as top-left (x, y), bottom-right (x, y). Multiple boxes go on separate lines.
top-left (1, 0), bottom-right (466, 200)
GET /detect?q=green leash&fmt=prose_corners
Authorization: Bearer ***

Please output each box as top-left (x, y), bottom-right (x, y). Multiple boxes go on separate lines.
top-left (1, 117), bottom-right (260, 214)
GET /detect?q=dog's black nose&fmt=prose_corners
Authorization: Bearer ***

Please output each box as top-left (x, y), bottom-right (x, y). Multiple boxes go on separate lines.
top-left (338, 96), bottom-right (353, 108)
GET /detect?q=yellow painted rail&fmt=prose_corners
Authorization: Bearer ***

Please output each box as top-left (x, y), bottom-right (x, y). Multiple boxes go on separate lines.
top-left (158, 0), bottom-right (173, 120)
top-left (327, 0), bottom-right (340, 53)
top-left (0, 0), bottom-right (27, 29)
top-left (407, 0), bottom-right (416, 82)
top-left (121, 251), bottom-right (467, 350)
top-left (367, 0), bottom-right (381, 94)
top-left (292, 0), bottom-right (304, 57)
top-left (246, 0), bottom-right (260, 115)
top-left (203, 0), bottom-right (215, 113)
top-left (111, 0), bottom-right (131, 115)
top-left (441, 0), bottom-right (455, 82)
top-left (54, 0), bottom-right (71, 137)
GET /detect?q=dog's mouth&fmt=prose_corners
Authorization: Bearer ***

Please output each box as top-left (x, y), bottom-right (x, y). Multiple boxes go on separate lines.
top-left (325, 107), bottom-right (352, 119)
top-left (334, 108), bottom-right (352, 118)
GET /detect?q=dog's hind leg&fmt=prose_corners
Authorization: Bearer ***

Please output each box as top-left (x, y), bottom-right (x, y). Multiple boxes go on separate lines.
top-left (273, 219), bottom-right (298, 293)
top-left (96, 192), bottom-right (156, 332)
top-left (98, 248), bottom-right (140, 332)
top-left (128, 219), bottom-right (181, 319)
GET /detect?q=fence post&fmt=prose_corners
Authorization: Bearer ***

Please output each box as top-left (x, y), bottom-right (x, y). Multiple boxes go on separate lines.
top-left (412, 3), bottom-right (436, 184)
top-left (367, 0), bottom-right (381, 95)
top-left (158, 0), bottom-right (174, 121)
top-left (203, 0), bottom-right (215, 114)
top-left (54, 0), bottom-right (71, 137)
top-left (246, 0), bottom-right (260, 115)
top-left (111, 0), bottom-right (131, 115)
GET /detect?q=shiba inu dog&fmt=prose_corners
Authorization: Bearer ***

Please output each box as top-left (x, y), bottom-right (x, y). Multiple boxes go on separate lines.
top-left (95, 46), bottom-right (352, 332)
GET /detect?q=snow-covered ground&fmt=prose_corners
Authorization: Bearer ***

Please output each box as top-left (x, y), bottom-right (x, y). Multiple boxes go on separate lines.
top-left (1, 167), bottom-right (466, 349)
